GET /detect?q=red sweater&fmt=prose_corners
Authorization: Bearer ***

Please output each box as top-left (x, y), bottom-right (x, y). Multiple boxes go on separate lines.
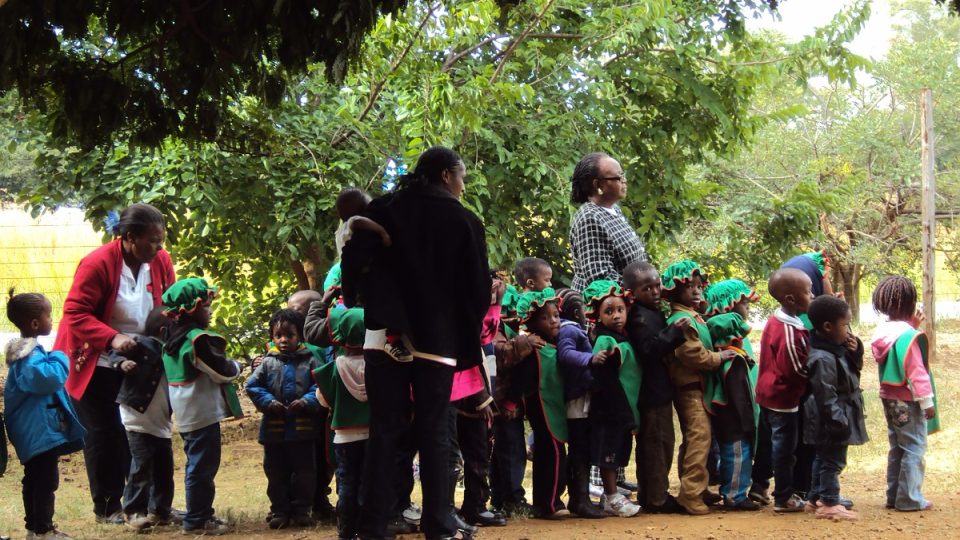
top-left (755, 310), bottom-right (809, 411)
top-left (55, 240), bottom-right (175, 399)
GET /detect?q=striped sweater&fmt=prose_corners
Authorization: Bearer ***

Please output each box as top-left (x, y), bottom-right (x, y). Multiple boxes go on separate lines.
top-left (756, 310), bottom-right (809, 411)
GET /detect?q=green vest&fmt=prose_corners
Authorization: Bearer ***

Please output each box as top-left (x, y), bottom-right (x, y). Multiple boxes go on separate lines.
top-left (592, 334), bottom-right (642, 428)
top-left (530, 344), bottom-right (568, 442)
top-left (880, 329), bottom-right (941, 434)
top-left (667, 311), bottom-right (725, 414)
top-left (313, 362), bottom-right (370, 432)
top-left (162, 328), bottom-right (244, 419)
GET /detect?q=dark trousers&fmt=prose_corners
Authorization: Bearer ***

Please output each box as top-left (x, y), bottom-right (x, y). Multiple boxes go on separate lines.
top-left (122, 431), bottom-right (174, 517)
top-left (264, 441), bottom-right (316, 518)
top-left (566, 418), bottom-right (590, 468)
top-left (793, 409), bottom-right (815, 495)
top-left (72, 366), bottom-right (130, 517)
top-left (751, 409), bottom-right (773, 492)
top-left (181, 422), bottom-right (221, 529)
top-left (636, 403), bottom-right (675, 507)
top-left (809, 444), bottom-right (847, 507)
top-left (313, 409), bottom-right (335, 513)
top-left (526, 396), bottom-right (566, 515)
top-left (334, 440), bottom-right (367, 539)
top-left (489, 415), bottom-right (526, 509)
top-left (22, 448), bottom-right (59, 534)
top-left (457, 414), bottom-right (491, 516)
top-left (358, 353), bottom-right (457, 539)
top-left (392, 431), bottom-right (417, 516)
top-left (762, 408), bottom-right (799, 505)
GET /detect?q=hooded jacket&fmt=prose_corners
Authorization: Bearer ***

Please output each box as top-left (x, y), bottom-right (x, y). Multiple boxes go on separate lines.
top-left (802, 334), bottom-right (868, 446)
top-left (871, 320), bottom-right (934, 409)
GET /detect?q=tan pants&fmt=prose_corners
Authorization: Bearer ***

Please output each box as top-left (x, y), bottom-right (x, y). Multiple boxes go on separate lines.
top-left (674, 389), bottom-right (711, 511)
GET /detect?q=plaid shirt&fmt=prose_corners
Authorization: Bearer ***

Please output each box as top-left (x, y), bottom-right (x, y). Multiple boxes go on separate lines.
top-left (569, 202), bottom-right (647, 292)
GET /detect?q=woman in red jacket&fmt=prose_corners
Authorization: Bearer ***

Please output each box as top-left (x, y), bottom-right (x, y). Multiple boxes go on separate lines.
top-left (54, 203), bottom-right (175, 524)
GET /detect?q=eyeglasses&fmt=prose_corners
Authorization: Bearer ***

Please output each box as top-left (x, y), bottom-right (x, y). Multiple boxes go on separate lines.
top-left (597, 174), bottom-right (627, 183)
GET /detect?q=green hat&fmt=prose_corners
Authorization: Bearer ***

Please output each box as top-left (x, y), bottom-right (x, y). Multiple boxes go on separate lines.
top-left (516, 287), bottom-right (558, 326)
top-left (162, 277), bottom-right (218, 316)
top-left (582, 280), bottom-right (623, 321)
top-left (661, 260), bottom-right (708, 293)
top-left (328, 307), bottom-right (365, 348)
top-left (704, 279), bottom-right (759, 316)
top-left (706, 312), bottom-right (752, 348)
top-left (501, 284), bottom-right (520, 315)
top-left (803, 251), bottom-right (829, 276)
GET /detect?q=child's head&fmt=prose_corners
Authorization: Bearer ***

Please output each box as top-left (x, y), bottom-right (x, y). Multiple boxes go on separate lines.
top-left (144, 307), bottom-right (173, 341)
top-left (706, 312), bottom-right (751, 350)
top-left (872, 275), bottom-right (917, 322)
top-left (704, 279), bottom-right (759, 319)
top-left (517, 288), bottom-right (561, 342)
top-left (807, 295), bottom-right (852, 345)
top-left (162, 277), bottom-right (218, 328)
top-left (623, 261), bottom-right (660, 309)
top-left (583, 280), bottom-right (627, 334)
top-left (556, 288), bottom-right (587, 328)
top-left (287, 289), bottom-right (324, 316)
top-left (336, 187), bottom-right (372, 222)
top-left (661, 261), bottom-right (708, 311)
top-left (269, 308), bottom-right (305, 353)
top-left (514, 257), bottom-right (553, 293)
top-left (329, 307), bottom-right (366, 355)
top-left (6, 288), bottom-right (52, 338)
top-left (768, 268), bottom-right (813, 316)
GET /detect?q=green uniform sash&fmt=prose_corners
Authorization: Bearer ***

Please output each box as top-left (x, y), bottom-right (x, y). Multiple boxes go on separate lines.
top-left (162, 328), bottom-right (243, 419)
top-left (880, 329), bottom-right (940, 434)
top-left (667, 311), bottom-right (725, 414)
top-left (313, 363), bottom-right (370, 431)
top-left (531, 344), bottom-right (568, 442)
top-left (592, 334), bottom-right (642, 427)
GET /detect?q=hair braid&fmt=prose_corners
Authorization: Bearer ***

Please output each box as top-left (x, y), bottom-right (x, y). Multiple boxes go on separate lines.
top-left (872, 276), bottom-right (917, 321)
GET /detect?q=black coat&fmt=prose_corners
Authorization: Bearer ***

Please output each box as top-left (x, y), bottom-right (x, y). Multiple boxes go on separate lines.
top-left (626, 303), bottom-right (685, 407)
top-left (114, 336), bottom-right (167, 414)
top-left (802, 334), bottom-right (869, 446)
top-left (341, 184), bottom-right (491, 370)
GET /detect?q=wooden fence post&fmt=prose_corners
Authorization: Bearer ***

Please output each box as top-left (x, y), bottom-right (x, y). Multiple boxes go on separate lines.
top-left (921, 88), bottom-right (936, 360)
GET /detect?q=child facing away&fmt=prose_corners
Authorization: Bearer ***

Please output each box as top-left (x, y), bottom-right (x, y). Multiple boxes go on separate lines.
top-left (754, 268), bottom-right (814, 513)
top-left (582, 280), bottom-right (641, 518)
top-left (246, 309), bottom-right (324, 530)
top-left (622, 262), bottom-right (688, 514)
top-left (5, 290), bottom-right (86, 540)
top-left (108, 307), bottom-right (179, 531)
top-left (161, 278), bottom-right (243, 536)
top-left (802, 295), bottom-right (867, 521)
top-left (661, 261), bottom-right (735, 515)
top-left (870, 276), bottom-right (938, 512)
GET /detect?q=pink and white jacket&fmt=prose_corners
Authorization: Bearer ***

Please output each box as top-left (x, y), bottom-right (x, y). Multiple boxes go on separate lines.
top-left (871, 320), bottom-right (934, 410)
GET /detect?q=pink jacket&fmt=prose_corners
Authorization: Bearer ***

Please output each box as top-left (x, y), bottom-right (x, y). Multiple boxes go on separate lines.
top-left (871, 320), bottom-right (934, 409)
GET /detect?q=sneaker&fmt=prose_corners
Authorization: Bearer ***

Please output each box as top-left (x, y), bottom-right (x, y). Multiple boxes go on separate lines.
top-left (602, 493), bottom-right (641, 518)
top-left (96, 511), bottom-right (125, 525)
top-left (815, 504), bottom-right (859, 521)
top-left (125, 512), bottom-right (155, 531)
top-left (182, 518), bottom-right (230, 536)
top-left (774, 494), bottom-right (806, 513)
top-left (588, 483), bottom-right (605, 499)
top-left (268, 515), bottom-right (290, 530)
top-left (384, 336), bottom-right (413, 362)
top-left (748, 488), bottom-right (771, 506)
top-left (402, 503), bottom-right (422, 525)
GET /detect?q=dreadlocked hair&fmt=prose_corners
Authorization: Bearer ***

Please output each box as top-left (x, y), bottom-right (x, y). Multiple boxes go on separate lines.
top-left (556, 287), bottom-right (587, 328)
top-left (872, 276), bottom-right (917, 321)
top-left (7, 288), bottom-right (49, 331)
top-left (268, 308), bottom-right (306, 341)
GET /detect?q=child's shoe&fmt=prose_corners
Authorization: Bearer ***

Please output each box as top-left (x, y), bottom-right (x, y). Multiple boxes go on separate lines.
top-left (125, 512), bottom-right (155, 531)
top-left (402, 503), bottom-right (422, 526)
top-left (268, 514), bottom-right (290, 530)
top-left (838, 496), bottom-right (854, 509)
top-left (748, 487), bottom-right (771, 506)
top-left (181, 518), bottom-right (230, 536)
top-left (815, 504), bottom-right (859, 521)
top-left (724, 498), bottom-right (760, 511)
top-left (701, 490), bottom-right (723, 506)
top-left (602, 493), bottom-right (641, 517)
top-left (677, 495), bottom-right (710, 516)
top-left (384, 335), bottom-right (413, 362)
top-left (773, 494), bottom-right (806, 513)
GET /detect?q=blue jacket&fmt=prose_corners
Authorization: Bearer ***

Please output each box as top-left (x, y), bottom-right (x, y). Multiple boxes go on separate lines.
top-left (245, 346), bottom-right (322, 443)
top-left (556, 320), bottom-right (595, 401)
top-left (3, 338), bottom-right (85, 463)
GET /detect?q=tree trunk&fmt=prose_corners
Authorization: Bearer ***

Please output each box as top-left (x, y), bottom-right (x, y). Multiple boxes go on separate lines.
top-left (289, 258), bottom-right (311, 290)
top-left (301, 244), bottom-right (324, 291)
top-left (833, 261), bottom-right (862, 322)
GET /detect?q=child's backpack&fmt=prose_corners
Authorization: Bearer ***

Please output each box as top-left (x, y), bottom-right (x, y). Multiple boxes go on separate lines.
top-left (1, 411), bottom-right (8, 476)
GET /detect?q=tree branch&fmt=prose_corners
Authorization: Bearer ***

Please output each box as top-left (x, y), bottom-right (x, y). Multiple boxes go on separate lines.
top-left (490, 0), bottom-right (557, 84)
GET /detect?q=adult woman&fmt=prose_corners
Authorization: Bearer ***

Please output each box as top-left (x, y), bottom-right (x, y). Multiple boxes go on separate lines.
top-left (341, 147), bottom-right (490, 540)
top-left (55, 203), bottom-right (175, 523)
top-left (568, 152), bottom-right (647, 292)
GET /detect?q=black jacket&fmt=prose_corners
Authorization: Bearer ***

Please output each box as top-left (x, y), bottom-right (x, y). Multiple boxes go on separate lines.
top-left (626, 303), bottom-right (685, 407)
top-left (589, 326), bottom-right (636, 431)
top-left (713, 353), bottom-right (756, 443)
top-left (341, 184), bottom-right (491, 370)
top-left (114, 336), bottom-right (167, 414)
top-left (802, 334), bottom-right (869, 446)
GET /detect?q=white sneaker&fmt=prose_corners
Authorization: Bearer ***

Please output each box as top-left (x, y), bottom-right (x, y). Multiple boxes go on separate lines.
top-left (589, 484), bottom-right (604, 499)
top-left (402, 503), bottom-right (422, 526)
top-left (602, 492), bottom-right (641, 517)
top-left (384, 340), bottom-right (413, 362)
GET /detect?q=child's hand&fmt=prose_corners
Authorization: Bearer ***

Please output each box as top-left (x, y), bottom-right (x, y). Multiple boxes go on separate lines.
top-left (491, 279), bottom-right (507, 305)
top-left (912, 309), bottom-right (925, 329)
top-left (924, 406), bottom-right (936, 420)
top-left (672, 317), bottom-right (692, 330)
top-left (266, 401), bottom-right (286, 414)
top-left (527, 334), bottom-right (546, 349)
top-left (111, 333), bottom-right (137, 353)
top-left (591, 350), bottom-right (611, 365)
top-left (321, 286), bottom-right (342, 306)
top-left (480, 405), bottom-right (495, 426)
top-left (378, 229), bottom-right (393, 247)
top-left (719, 349), bottom-right (738, 361)
top-left (288, 399), bottom-right (308, 413)
top-left (250, 355), bottom-right (264, 370)
top-left (119, 360), bottom-right (137, 373)
top-left (844, 332), bottom-right (858, 353)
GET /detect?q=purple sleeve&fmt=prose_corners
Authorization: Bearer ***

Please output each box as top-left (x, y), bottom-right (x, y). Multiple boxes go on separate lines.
top-left (556, 325), bottom-right (594, 369)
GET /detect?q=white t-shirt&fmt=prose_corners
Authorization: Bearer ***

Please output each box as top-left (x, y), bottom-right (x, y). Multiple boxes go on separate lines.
top-left (120, 373), bottom-right (173, 439)
top-left (98, 262), bottom-right (152, 367)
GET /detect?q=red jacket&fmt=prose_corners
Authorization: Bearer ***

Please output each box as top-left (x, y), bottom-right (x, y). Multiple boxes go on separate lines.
top-left (755, 310), bottom-right (809, 411)
top-left (55, 239), bottom-right (176, 399)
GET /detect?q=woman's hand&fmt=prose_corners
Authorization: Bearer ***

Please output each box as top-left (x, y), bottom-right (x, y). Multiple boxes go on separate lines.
top-left (111, 333), bottom-right (137, 353)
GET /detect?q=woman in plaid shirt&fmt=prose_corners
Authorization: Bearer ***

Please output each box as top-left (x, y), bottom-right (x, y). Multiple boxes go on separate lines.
top-left (568, 153), bottom-right (647, 292)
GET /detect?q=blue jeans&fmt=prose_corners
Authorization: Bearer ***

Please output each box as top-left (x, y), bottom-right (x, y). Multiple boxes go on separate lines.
top-left (122, 431), bottom-right (174, 517)
top-left (883, 399), bottom-right (929, 510)
top-left (718, 439), bottom-right (752, 504)
top-left (762, 408), bottom-right (799, 504)
top-left (489, 413), bottom-right (527, 509)
top-left (335, 440), bottom-right (366, 539)
top-left (180, 423), bottom-right (221, 529)
top-left (809, 444), bottom-right (847, 506)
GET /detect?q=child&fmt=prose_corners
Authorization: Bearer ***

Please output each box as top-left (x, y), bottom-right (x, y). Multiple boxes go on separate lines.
top-left (662, 261), bottom-right (735, 515)
top-left (5, 290), bottom-right (86, 540)
top-left (802, 295), bottom-right (867, 520)
top-left (754, 268), bottom-right (814, 513)
top-left (555, 287), bottom-right (605, 519)
top-left (514, 257), bottom-right (553, 293)
top-left (313, 307), bottom-right (370, 539)
top-left (870, 276), bottom-right (937, 512)
top-left (161, 277), bottom-right (243, 536)
top-left (582, 280), bottom-right (641, 517)
top-left (705, 312), bottom-right (760, 511)
top-left (246, 309), bottom-right (323, 529)
top-left (622, 262), bottom-right (688, 514)
top-left (514, 288), bottom-right (568, 519)
top-left (111, 308), bottom-right (178, 531)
